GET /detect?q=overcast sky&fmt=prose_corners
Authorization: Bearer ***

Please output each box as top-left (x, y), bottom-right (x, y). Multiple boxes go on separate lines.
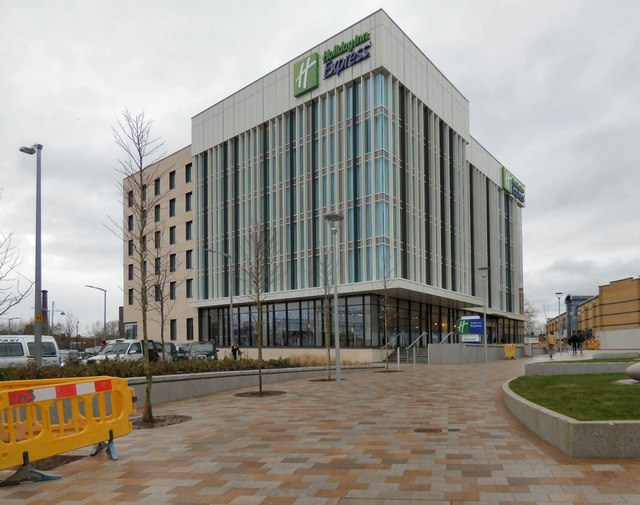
top-left (1, 0), bottom-right (638, 333)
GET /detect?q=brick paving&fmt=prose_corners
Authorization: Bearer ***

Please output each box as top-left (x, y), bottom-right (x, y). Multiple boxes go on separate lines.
top-left (2, 357), bottom-right (640, 504)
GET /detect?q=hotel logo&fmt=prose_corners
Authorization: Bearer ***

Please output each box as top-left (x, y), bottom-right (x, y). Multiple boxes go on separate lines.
top-left (293, 53), bottom-right (319, 97)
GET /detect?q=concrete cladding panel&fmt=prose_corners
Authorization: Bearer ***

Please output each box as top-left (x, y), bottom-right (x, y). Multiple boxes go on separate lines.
top-left (192, 9), bottom-right (470, 153)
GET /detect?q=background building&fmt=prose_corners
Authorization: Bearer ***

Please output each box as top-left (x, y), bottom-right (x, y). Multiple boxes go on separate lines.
top-left (190, 10), bottom-right (526, 360)
top-left (122, 146), bottom-right (198, 344)
top-left (548, 277), bottom-right (640, 349)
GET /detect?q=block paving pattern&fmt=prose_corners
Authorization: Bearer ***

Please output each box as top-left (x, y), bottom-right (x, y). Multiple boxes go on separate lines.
top-left (3, 358), bottom-right (640, 504)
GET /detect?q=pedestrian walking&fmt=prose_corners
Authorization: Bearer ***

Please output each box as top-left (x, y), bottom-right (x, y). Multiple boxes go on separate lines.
top-left (578, 332), bottom-right (586, 355)
top-left (570, 333), bottom-right (579, 355)
top-left (547, 331), bottom-right (557, 359)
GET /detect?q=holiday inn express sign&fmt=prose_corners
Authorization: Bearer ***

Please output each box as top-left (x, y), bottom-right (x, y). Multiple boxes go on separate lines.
top-left (294, 32), bottom-right (372, 97)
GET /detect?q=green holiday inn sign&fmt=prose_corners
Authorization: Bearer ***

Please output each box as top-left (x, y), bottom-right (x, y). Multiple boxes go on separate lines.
top-left (293, 53), bottom-right (320, 97)
top-left (502, 167), bottom-right (526, 207)
top-left (293, 32), bottom-right (372, 97)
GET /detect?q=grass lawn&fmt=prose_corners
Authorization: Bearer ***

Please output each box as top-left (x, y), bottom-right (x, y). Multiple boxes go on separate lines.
top-left (509, 373), bottom-right (640, 421)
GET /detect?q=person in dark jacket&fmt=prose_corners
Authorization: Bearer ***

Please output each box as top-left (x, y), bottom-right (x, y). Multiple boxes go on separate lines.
top-left (570, 333), bottom-right (579, 355)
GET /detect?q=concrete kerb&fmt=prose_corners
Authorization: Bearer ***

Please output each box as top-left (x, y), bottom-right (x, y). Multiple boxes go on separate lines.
top-left (503, 375), bottom-right (640, 458)
top-left (127, 364), bottom-right (383, 405)
top-left (524, 361), bottom-right (634, 376)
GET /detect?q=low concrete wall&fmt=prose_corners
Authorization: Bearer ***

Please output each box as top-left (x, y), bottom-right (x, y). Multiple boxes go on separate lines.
top-left (127, 365), bottom-right (380, 405)
top-left (503, 379), bottom-right (640, 458)
top-left (428, 343), bottom-right (546, 364)
top-left (524, 361), bottom-right (633, 376)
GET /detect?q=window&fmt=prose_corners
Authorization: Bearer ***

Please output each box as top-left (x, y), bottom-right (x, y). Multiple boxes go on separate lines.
top-left (154, 178), bottom-right (160, 196)
top-left (169, 170), bottom-right (176, 189)
top-left (185, 163), bottom-right (192, 183)
top-left (169, 253), bottom-right (176, 272)
top-left (169, 281), bottom-right (176, 300)
top-left (142, 235), bottom-right (147, 252)
top-left (167, 198), bottom-right (175, 217)
top-left (154, 204), bottom-right (160, 222)
top-left (186, 249), bottom-right (193, 269)
top-left (186, 278), bottom-right (193, 298)
top-left (185, 192), bottom-right (193, 212)
top-left (128, 288), bottom-right (134, 305)
top-left (186, 318), bottom-right (194, 341)
top-left (128, 264), bottom-right (134, 281)
top-left (186, 221), bottom-right (193, 240)
top-left (127, 190), bottom-right (134, 207)
top-left (128, 240), bottom-right (134, 256)
top-left (170, 319), bottom-right (177, 341)
top-left (169, 226), bottom-right (176, 245)
top-left (154, 284), bottom-right (161, 302)
top-left (154, 231), bottom-right (161, 249)
top-left (154, 257), bottom-right (161, 276)
top-left (142, 184), bottom-right (147, 202)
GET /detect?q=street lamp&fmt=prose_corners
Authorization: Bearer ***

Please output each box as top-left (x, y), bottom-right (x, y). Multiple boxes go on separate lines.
top-left (555, 291), bottom-right (563, 350)
top-left (20, 143), bottom-right (43, 366)
top-left (325, 213), bottom-right (343, 385)
top-left (85, 285), bottom-right (107, 346)
top-left (2, 317), bottom-right (19, 334)
top-left (478, 266), bottom-right (489, 364)
top-left (205, 248), bottom-right (234, 345)
top-left (50, 301), bottom-right (65, 334)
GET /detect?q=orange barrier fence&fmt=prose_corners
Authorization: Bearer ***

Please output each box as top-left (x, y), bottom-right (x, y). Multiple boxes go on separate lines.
top-left (504, 344), bottom-right (516, 359)
top-left (0, 376), bottom-right (135, 484)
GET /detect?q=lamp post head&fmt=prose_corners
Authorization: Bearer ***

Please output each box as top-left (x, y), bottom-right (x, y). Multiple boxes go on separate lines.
top-left (19, 144), bottom-right (42, 155)
top-left (324, 213), bottom-right (343, 232)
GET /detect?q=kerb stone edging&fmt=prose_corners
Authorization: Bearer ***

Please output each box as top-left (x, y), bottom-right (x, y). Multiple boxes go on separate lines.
top-left (524, 361), bottom-right (632, 376)
top-left (502, 378), bottom-right (640, 458)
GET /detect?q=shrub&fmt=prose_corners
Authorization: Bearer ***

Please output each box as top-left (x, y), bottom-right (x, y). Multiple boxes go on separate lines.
top-left (0, 356), bottom-right (300, 381)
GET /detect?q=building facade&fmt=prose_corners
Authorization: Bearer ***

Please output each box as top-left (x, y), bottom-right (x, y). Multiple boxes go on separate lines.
top-left (190, 10), bottom-right (526, 358)
top-left (548, 277), bottom-right (640, 349)
top-left (122, 146), bottom-right (199, 343)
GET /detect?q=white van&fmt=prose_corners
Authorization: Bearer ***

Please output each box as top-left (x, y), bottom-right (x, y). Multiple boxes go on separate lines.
top-left (0, 335), bottom-right (61, 368)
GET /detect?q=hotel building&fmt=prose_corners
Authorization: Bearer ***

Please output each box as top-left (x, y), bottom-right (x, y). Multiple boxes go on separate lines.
top-left (187, 10), bottom-right (526, 360)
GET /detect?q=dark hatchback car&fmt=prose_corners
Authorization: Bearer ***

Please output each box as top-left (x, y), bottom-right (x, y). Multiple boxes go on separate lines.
top-left (181, 341), bottom-right (218, 360)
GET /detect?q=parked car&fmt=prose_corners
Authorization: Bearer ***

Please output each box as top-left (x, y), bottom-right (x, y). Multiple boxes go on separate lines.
top-left (174, 344), bottom-right (189, 361)
top-left (0, 335), bottom-right (60, 368)
top-left (180, 340), bottom-right (218, 360)
top-left (85, 339), bottom-right (161, 364)
top-left (161, 342), bottom-right (177, 361)
top-left (59, 349), bottom-right (80, 366)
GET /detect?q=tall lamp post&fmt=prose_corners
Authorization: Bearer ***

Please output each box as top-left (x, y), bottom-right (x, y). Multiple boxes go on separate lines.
top-left (555, 291), bottom-right (563, 349)
top-left (85, 285), bottom-right (107, 346)
top-left (205, 249), bottom-right (234, 345)
top-left (478, 266), bottom-right (489, 364)
top-left (20, 143), bottom-right (43, 366)
top-left (2, 317), bottom-right (19, 334)
top-left (50, 301), bottom-right (65, 334)
top-left (325, 213), bottom-right (343, 385)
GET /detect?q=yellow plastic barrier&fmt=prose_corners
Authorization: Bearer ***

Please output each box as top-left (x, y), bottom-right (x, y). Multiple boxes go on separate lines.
top-left (0, 376), bottom-right (135, 482)
top-left (504, 344), bottom-right (516, 359)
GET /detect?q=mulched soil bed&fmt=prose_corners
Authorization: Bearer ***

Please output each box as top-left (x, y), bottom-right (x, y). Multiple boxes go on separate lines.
top-left (234, 390), bottom-right (286, 398)
top-left (131, 414), bottom-right (192, 429)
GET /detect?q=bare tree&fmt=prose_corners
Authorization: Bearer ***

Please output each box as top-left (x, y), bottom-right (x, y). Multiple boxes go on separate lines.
top-left (148, 240), bottom-right (184, 360)
top-left (0, 233), bottom-right (33, 317)
top-left (113, 109), bottom-right (165, 424)
top-left (320, 255), bottom-right (333, 381)
top-left (378, 247), bottom-right (395, 372)
top-left (58, 312), bottom-right (80, 349)
top-left (243, 223), bottom-right (275, 395)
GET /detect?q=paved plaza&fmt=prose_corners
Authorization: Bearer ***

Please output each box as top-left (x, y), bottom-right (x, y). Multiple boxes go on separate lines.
top-left (2, 355), bottom-right (640, 505)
